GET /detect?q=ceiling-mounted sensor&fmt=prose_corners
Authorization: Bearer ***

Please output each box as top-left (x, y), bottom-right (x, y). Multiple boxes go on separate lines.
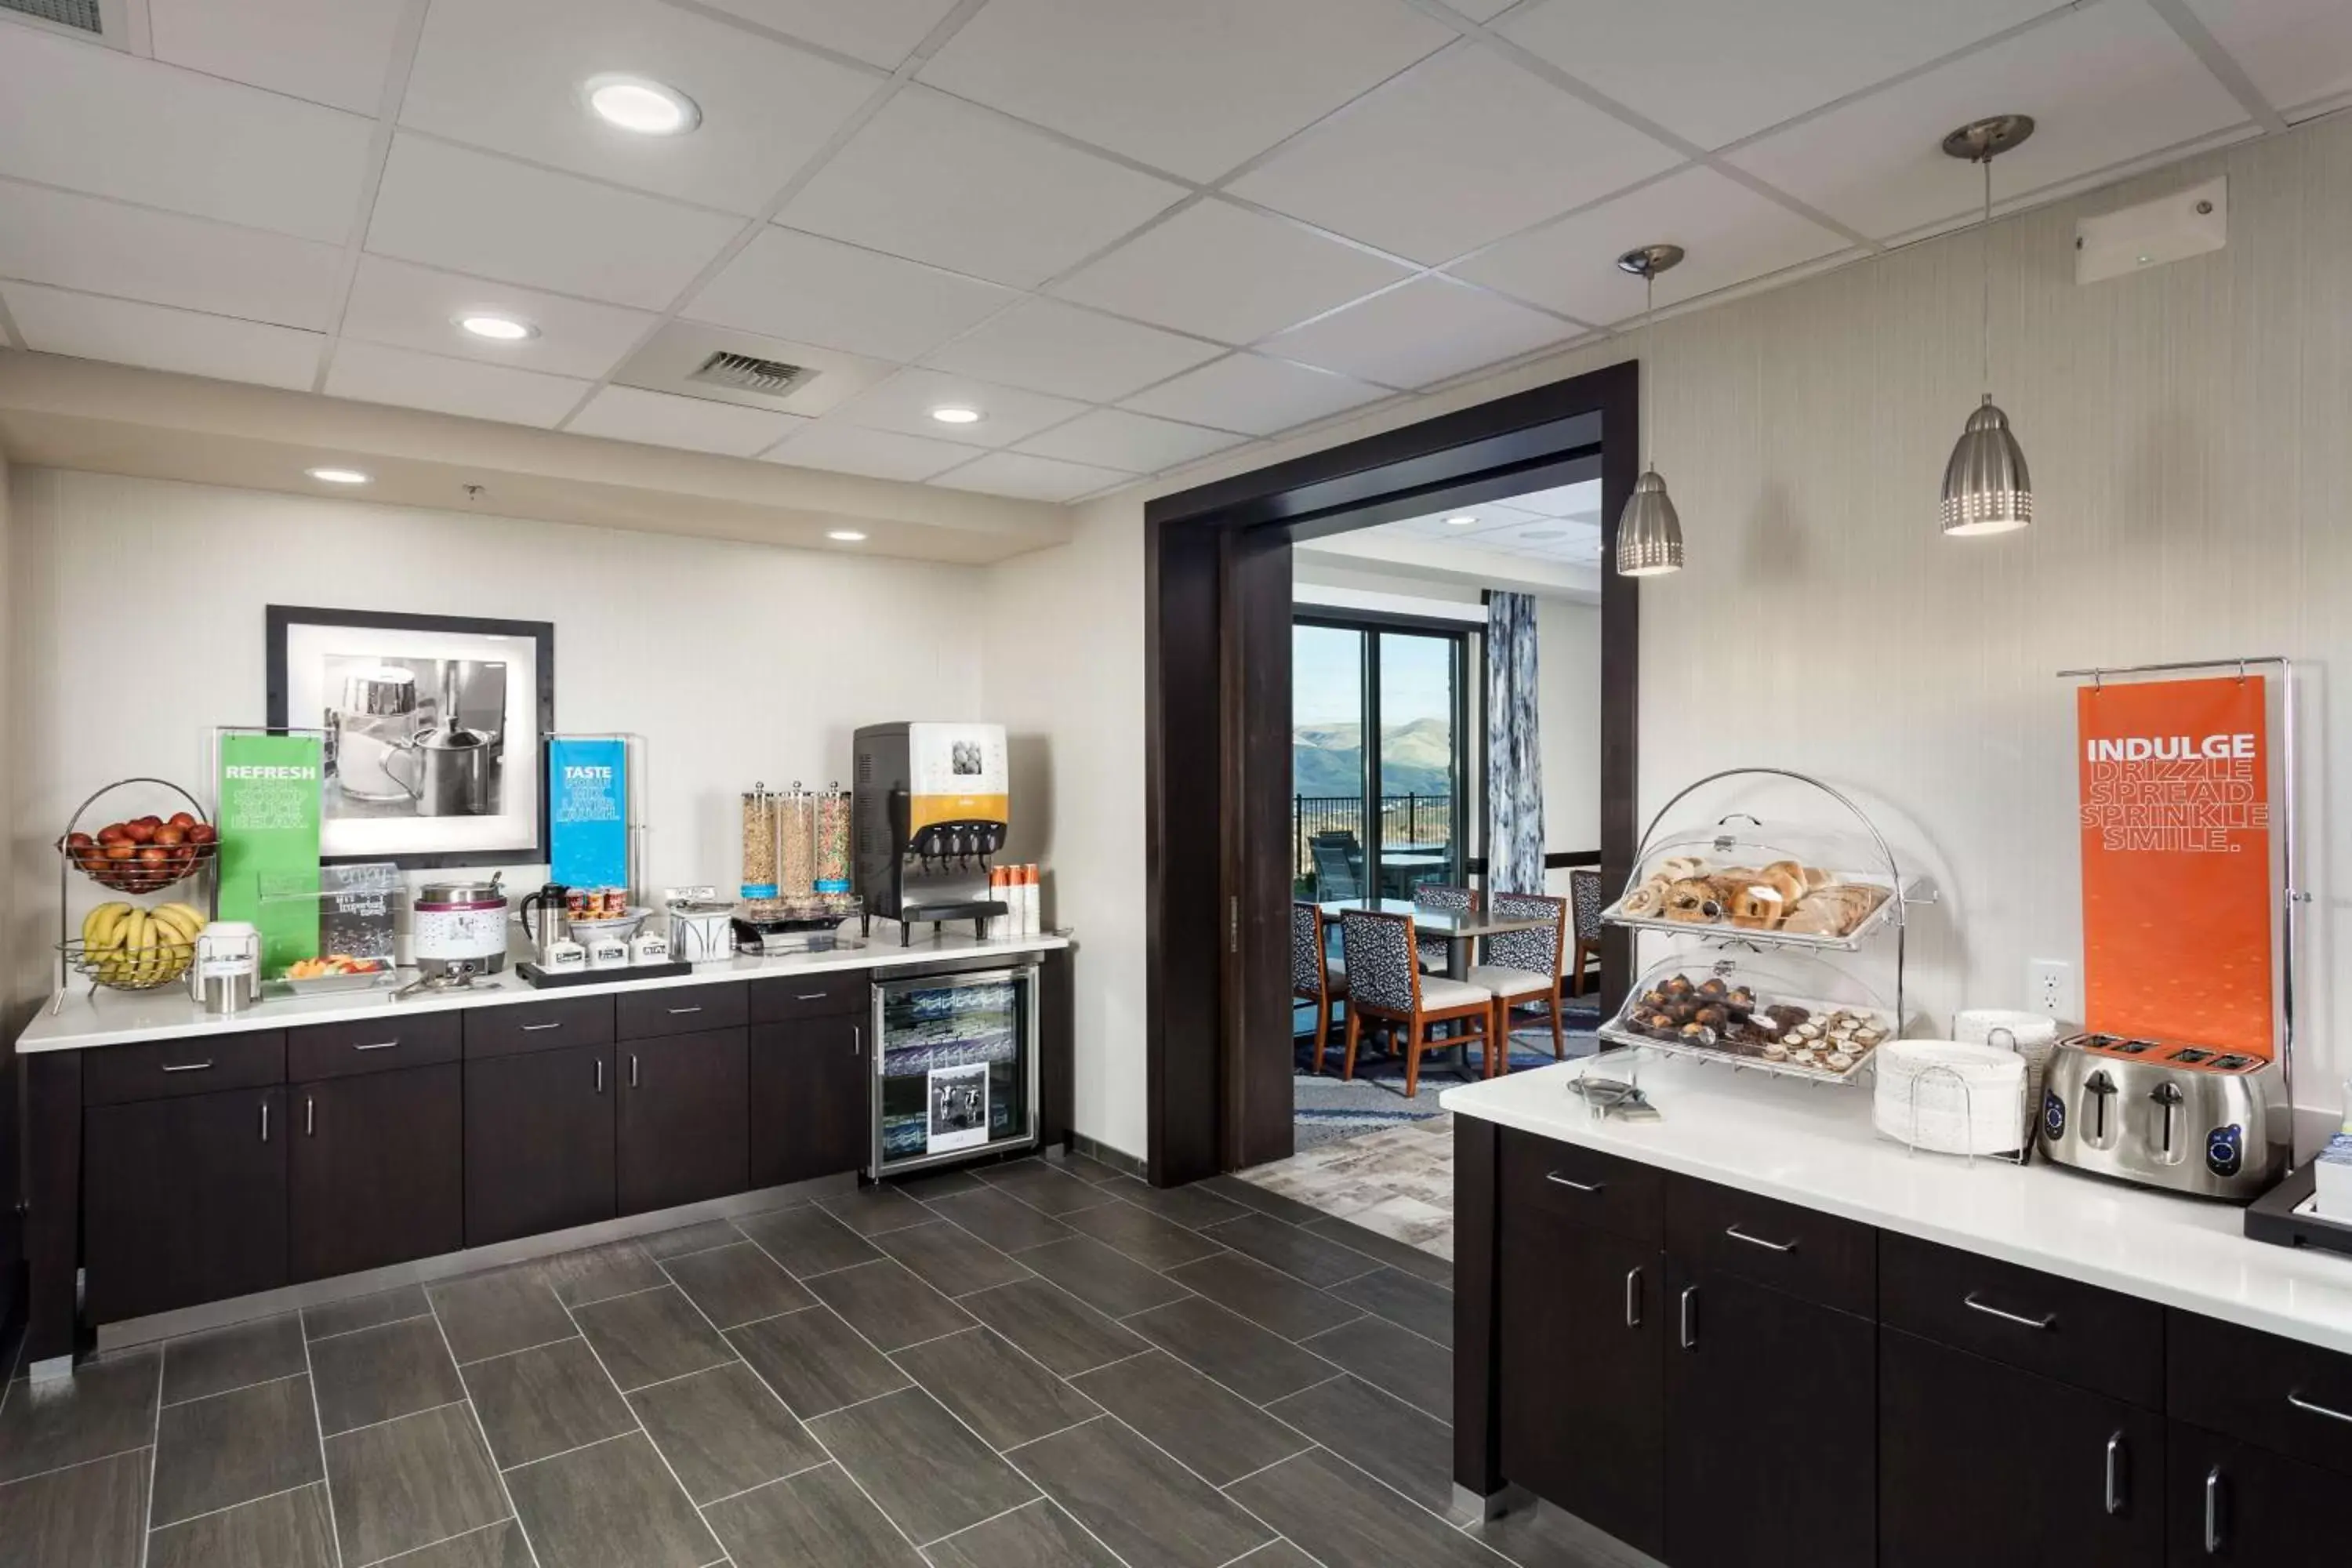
top-left (2075, 177), bottom-right (2226, 285)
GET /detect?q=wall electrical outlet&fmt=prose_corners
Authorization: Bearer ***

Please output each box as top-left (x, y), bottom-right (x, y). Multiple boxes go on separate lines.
top-left (2029, 959), bottom-right (2076, 1022)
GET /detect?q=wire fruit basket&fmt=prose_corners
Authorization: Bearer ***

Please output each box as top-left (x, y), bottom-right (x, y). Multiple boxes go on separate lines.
top-left (58, 934), bottom-right (198, 992)
top-left (56, 777), bottom-right (219, 894)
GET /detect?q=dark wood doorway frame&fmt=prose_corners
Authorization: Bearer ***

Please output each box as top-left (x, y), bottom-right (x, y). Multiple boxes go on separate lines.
top-left (1144, 361), bottom-right (1641, 1186)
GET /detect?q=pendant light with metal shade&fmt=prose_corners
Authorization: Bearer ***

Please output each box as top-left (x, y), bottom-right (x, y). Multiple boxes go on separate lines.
top-left (1940, 113), bottom-right (2035, 537)
top-left (1614, 242), bottom-right (1686, 577)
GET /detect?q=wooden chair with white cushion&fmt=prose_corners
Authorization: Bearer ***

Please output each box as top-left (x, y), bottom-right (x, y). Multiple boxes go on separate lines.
top-left (1340, 908), bottom-right (1498, 1097)
top-left (1568, 868), bottom-right (1605, 997)
top-left (1469, 891), bottom-right (1569, 1065)
top-left (1411, 883), bottom-right (1479, 974)
top-left (1291, 899), bottom-right (1348, 1073)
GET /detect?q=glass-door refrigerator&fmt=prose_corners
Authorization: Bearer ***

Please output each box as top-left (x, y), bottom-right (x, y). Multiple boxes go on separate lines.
top-left (872, 963), bottom-right (1040, 1178)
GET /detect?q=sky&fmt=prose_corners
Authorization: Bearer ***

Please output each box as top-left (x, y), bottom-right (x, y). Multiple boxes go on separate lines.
top-left (1293, 623), bottom-right (1454, 728)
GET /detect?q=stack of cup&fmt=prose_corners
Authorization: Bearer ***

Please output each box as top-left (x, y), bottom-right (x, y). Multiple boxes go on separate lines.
top-left (1952, 1008), bottom-right (2062, 1148)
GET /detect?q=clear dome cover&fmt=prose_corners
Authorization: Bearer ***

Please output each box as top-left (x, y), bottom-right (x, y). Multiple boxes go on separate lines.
top-left (1605, 818), bottom-right (1900, 948)
top-left (1602, 951), bottom-right (1895, 1083)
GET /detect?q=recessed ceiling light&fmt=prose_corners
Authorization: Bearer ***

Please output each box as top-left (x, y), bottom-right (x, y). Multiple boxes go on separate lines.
top-left (457, 313), bottom-right (537, 342)
top-left (1444, 514), bottom-right (1478, 526)
top-left (929, 406), bottom-right (983, 426)
top-left (827, 529), bottom-right (869, 543)
top-left (306, 466), bottom-right (371, 485)
top-left (585, 74), bottom-right (700, 136)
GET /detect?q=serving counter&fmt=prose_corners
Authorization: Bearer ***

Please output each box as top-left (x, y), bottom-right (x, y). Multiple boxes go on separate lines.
top-left (1441, 1057), bottom-right (2352, 1566)
top-left (16, 930), bottom-right (1074, 1377)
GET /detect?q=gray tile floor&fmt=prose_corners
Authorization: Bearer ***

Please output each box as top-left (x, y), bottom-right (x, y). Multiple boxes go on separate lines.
top-left (0, 1154), bottom-right (1621, 1568)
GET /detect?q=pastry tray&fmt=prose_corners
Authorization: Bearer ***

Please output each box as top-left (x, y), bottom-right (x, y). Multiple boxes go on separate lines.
top-left (1600, 880), bottom-right (1904, 952)
top-left (1599, 992), bottom-right (1896, 1086)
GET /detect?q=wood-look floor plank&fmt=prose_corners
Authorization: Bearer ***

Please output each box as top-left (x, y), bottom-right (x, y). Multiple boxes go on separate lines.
top-left (1125, 1298), bottom-right (1338, 1404)
top-left (308, 1316), bottom-right (465, 1436)
top-left (503, 1432), bottom-right (717, 1568)
top-left (924, 1499), bottom-right (1122, 1568)
top-left (322, 1401), bottom-right (510, 1566)
top-left (1014, 1416), bottom-right (1273, 1568)
top-left (1163, 1251), bottom-right (1362, 1342)
top-left (801, 1260), bottom-right (975, 1353)
top-left (728, 1308), bottom-right (910, 1419)
top-left (1199, 1213), bottom-right (1381, 1291)
top-left (805, 1388), bottom-right (1035, 1544)
top-left (1227, 1447), bottom-right (1499, 1568)
top-left (871, 1220), bottom-right (1036, 1298)
top-left (462, 1338), bottom-right (636, 1469)
top-left (151, 1376), bottom-right (324, 1526)
top-left (147, 1480), bottom-right (336, 1568)
top-left (736, 1206), bottom-right (883, 1279)
top-left (893, 1327), bottom-right (1098, 1451)
top-left (1265, 1374), bottom-right (1458, 1519)
top-left (626, 1362), bottom-right (826, 1506)
top-left (1014, 1237), bottom-right (1192, 1320)
top-left (572, 1285), bottom-right (735, 1391)
top-left (660, 1241), bottom-right (815, 1329)
top-left (956, 1279), bottom-right (1145, 1379)
top-left (159, 1316), bottom-right (307, 1406)
top-left (702, 1462), bottom-right (924, 1568)
top-left (0, 1352), bottom-right (160, 1484)
top-left (1069, 1350), bottom-right (1308, 1488)
top-left (0, 1446), bottom-right (149, 1568)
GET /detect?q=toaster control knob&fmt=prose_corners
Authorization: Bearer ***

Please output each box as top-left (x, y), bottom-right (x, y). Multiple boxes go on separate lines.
top-left (2205, 1124), bottom-right (2243, 1178)
top-left (2041, 1091), bottom-right (2066, 1141)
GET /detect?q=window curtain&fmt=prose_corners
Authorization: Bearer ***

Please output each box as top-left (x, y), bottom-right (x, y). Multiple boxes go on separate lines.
top-left (1485, 592), bottom-right (1545, 895)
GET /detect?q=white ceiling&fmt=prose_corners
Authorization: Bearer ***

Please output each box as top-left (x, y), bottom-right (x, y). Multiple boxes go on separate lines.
top-left (1359, 479), bottom-right (1607, 567)
top-left (0, 0), bottom-right (2343, 506)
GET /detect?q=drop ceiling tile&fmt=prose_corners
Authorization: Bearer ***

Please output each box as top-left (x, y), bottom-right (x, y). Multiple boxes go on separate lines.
top-left (833, 368), bottom-right (1088, 448)
top-left (932, 451), bottom-right (1131, 503)
top-left (1450, 166), bottom-right (1848, 325)
top-left (1014, 408), bottom-right (1243, 472)
top-left (401, 0), bottom-right (878, 216)
top-left (3, 283), bottom-right (323, 389)
top-left (775, 86), bottom-right (1188, 289)
top-left (763, 422), bottom-right (982, 481)
top-left (692, 0), bottom-right (964, 70)
top-left (1725, 2), bottom-right (2249, 240)
top-left (608, 320), bottom-right (892, 419)
top-left (916, 0), bottom-right (1454, 183)
top-left (1452, 0), bottom-right (1523, 18)
top-left (0, 26), bottom-right (374, 244)
top-left (923, 299), bottom-right (1222, 403)
top-left (1051, 198), bottom-right (1413, 346)
top-left (0, 181), bottom-right (344, 330)
top-left (325, 339), bottom-right (593, 427)
top-left (684, 227), bottom-right (1017, 364)
top-left (1120, 353), bottom-right (1390, 437)
top-left (339, 256), bottom-right (660, 379)
top-left (148, 0), bottom-right (412, 115)
top-left (1498, 0), bottom-right (2065, 152)
top-left (1226, 42), bottom-right (1682, 264)
top-left (2183, 0), bottom-right (2352, 119)
top-left (1504, 482), bottom-right (1603, 520)
top-left (1262, 278), bottom-right (1573, 390)
top-left (365, 134), bottom-right (744, 310)
top-left (563, 385), bottom-right (807, 455)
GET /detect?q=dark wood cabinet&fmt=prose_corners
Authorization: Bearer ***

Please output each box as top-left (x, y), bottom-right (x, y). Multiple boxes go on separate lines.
top-left (2165, 1421), bottom-right (2337, 1563)
top-left (618, 1027), bottom-right (750, 1215)
top-left (1498, 1201), bottom-right (1664, 1558)
top-left (749, 1014), bottom-right (869, 1187)
top-left (1664, 1265), bottom-right (1875, 1568)
top-left (291, 1062), bottom-right (463, 1283)
top-left (85, 1085), bottom-right (287, 1323)
top-left (464, 1041), bottom-right (615, 1246)
top-left (1880, 1327), bottom-right (2161, 1568)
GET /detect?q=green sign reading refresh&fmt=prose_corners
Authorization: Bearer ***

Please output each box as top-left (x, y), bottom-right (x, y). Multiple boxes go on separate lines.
top-left (217, 732), bottom-right (324, 975)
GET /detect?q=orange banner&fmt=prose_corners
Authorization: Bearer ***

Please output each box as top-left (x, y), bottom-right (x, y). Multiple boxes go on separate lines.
top-left (2077, 676), bottom-right (2273, 1056)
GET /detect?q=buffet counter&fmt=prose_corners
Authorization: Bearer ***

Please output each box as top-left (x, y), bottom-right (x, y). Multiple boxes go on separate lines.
top-left (1440, 1057), bottom-right (2352, 1565)
top-left (20, 927), bottom-right (1071, 1052)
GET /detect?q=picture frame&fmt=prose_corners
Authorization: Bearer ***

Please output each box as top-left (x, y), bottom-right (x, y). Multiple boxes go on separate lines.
top-left (266, 605), bottom-right (556, 869)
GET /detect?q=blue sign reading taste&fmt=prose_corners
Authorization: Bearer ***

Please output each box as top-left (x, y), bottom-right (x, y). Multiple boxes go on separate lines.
top-left (548, 738), bottom-right (630, 892)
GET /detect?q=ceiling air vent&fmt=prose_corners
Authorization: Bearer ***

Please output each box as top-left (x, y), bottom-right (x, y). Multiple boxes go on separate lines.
top-left (688, 351), bottom-right (812, 398)
top-left (2, 0), bottom-right (103, 33)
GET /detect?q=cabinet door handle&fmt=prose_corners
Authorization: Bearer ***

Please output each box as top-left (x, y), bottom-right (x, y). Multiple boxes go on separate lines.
top-left (1624, 1268), bottom-right (1642, 1327)
top-left (594, 1058), bottom-right (604, 1094)
top-left (2204, 1466), bottom-right (2224, 1554)
top-left (162, 1059), bottom-right (214, 1073)
top-left (521, 1021), bottom-right (561, 1033)
top-left (353, 1040), bottom-right (401, 1052)
top-left (851, 1024), bottom-right (862, 1058)
top-left (1679, 1285), bottom-right (1698, 1349)
top-left (2288, 1390), bottom-right (2352, 1425)
top-left (666, 1005), bottom-right (702, 1015)
top-left (796, 992), bottom-right (829, 1001)
top-left (629, 1053), bottom-right (640, 1090)
top-left (1724, 1225), bottom-right (1798, 1254)
top-left (2104, 1432), bottom-right (2125, 1515)
top-left (259, 1101), bottom-right (270, 1142)
top-left (1963, 1292), bottom-right (2056, 1331)
top-left (1544, 1171), bottom-right (1603, 1193)
top-left (304, 1096), bottom-right (314, 1138)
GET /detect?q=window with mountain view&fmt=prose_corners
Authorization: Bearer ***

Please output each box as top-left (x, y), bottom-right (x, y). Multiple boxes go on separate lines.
top-left (1293, 617), bottom-right (1467, 900)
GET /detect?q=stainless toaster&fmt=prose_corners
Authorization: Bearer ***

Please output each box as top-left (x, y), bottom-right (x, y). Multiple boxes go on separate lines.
top-left (2038, 1033), bottom-right (2288, 1202)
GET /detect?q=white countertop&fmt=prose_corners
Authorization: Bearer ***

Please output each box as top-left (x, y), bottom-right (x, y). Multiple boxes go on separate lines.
top-left (1441, 1054), bottom-right (2352, 1358)
top-left (20, 929), bottom-right (1071, 1054)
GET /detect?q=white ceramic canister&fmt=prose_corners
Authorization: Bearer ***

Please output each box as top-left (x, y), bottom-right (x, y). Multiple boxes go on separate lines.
top-left (586, 932), bottom-right (630, 969)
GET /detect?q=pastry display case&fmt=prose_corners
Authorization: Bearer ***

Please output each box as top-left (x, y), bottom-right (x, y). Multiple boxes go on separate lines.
top-left (1600, 953), bottom-right (1896, 1084)
top-left (1601, 769), bottom-right (1933, 1085)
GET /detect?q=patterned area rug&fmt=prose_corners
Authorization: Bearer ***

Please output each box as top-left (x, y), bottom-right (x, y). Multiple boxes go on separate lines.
top-left (1291, 996), bottom-right (1604, 1152)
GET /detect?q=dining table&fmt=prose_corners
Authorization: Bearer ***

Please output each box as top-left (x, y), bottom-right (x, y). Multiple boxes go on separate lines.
top-left (1315, 897), bottom-right (1552, 982)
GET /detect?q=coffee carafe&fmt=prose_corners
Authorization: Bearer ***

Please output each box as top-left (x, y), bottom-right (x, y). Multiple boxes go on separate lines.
top-left (517, 882), bottom-right (571, 957)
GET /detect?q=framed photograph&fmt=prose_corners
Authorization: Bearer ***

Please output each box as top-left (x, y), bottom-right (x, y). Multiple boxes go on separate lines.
top-left (267, 606), bottom-right (554, 868)
top-left (926, 1062), bottom-right (990, 1154)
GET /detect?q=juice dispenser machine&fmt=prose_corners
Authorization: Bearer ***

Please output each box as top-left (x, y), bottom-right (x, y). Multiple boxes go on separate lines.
top-left (852, 722), bottom-right (1010, 943)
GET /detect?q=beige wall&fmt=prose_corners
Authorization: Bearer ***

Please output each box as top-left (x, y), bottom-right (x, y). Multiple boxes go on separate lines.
top-left (5, 469), bottom-right (992, 1015)
top-left (1537, 596), bottom-right (1602, 886)
top-left (997, 111), bottom-right (2352, 1152)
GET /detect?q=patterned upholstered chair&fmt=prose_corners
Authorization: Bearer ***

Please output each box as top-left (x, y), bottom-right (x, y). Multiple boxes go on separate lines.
top-left (1340, 908), bottom-right (1499, 1096)
top-left (1411, 883), bottom-right (1479, 975)
top-left (1470, 891), bottom-right (1569, 1064)
top-left (1291, 900), bottom-right (1348, 1072)
top-left (1569, 868), bottom-right (1605, 996)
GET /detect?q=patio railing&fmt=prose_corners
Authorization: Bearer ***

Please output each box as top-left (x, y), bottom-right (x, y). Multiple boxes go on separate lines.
top-left (1292, 793), bottom-right (1454, 878)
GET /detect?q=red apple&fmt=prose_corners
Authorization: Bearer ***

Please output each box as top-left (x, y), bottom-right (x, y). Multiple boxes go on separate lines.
top-left (124, 821), bottom-right (157, 844)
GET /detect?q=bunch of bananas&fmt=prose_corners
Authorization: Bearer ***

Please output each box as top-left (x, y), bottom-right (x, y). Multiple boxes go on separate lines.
top-left (79, 902), bottom-right (209, 989)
